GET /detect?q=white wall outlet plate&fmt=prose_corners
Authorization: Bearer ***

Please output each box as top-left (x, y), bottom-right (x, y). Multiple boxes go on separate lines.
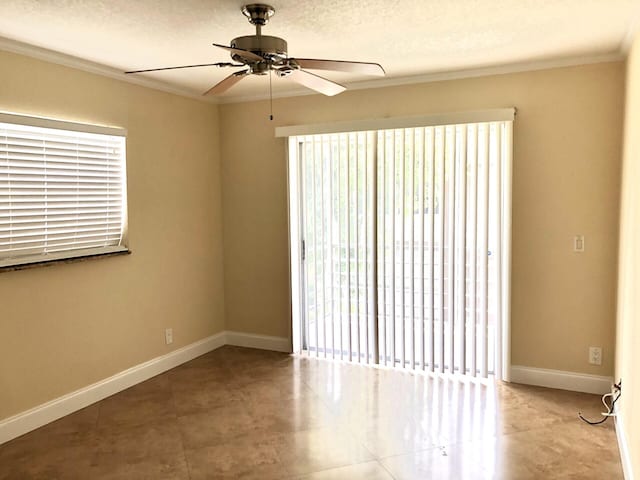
top-left (574, 235), bottom-right (585, 252)
top-left (165, 328), bottom-right (173, 345)
top-left (588, 346), bottom-right (602, 365)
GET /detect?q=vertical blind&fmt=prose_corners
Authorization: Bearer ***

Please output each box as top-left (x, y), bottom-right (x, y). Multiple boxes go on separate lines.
top-left (289, 115), bottom-right (512, 379)
top-left (0, 114), bottom-right (127, 268)
top-left (299, 131), bottom-right (377, 363)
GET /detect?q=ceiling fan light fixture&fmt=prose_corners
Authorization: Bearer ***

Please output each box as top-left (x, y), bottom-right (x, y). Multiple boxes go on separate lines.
top-left (250, 62), bottom-right (271, 75)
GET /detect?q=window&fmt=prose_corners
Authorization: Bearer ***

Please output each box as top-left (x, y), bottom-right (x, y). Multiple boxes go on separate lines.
top-left (0, 112), bottom-right (128, 269)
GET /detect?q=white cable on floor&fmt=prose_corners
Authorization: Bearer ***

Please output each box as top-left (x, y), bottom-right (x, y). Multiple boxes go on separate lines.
top-left (578, 381), bottom-right (622, 425)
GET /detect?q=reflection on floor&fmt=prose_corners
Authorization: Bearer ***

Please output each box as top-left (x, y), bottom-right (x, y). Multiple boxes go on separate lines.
top-left (0, 346), bottom-right (623, 479)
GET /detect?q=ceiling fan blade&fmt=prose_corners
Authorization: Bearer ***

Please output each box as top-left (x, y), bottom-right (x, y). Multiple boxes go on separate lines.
top-left (212, 43), bottom-right (263, 62)
top-left (290, 58), bottom-right (385, 76)
top-left (203, 70), bottom-right (249, 96)
top-left (288, 69), bottom-right (346, 96)
top-left (125, 62), bottom-right (241, 74)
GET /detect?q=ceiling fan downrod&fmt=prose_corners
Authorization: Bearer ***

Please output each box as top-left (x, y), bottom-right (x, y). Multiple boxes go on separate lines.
top-left (241, 3), bottom-right (275, 36)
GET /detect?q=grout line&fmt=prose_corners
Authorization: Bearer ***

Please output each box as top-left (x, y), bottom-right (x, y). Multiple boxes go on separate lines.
top-left (293, 460), bottom-right (387, 479)
top-left (376, 443), bottom-right (448, 462)
top-left (93, 401), bottom-right (102, 430)
top-left (377, 459), bottom-right (398, 480)
top-left (89, 399), bottom-right (103, 468)
top-left (167, 373), bottom-right (194, 480)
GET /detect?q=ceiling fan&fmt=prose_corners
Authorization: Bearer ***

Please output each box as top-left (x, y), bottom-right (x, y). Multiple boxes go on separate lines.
top-left (125, 3), bottom-right (385, 97)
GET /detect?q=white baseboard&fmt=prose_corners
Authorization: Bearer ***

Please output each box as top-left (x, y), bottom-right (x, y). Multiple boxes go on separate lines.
top-left (510, 365), bottom-right (613, 395)
top-left (616, 414), bottom-right (635, 480)
top-left (225, 330), bottom-right (291, 353)
top-left (0, 330), bottom-right (291, 445)
top-left (0, 332), bottom-right (226, 445)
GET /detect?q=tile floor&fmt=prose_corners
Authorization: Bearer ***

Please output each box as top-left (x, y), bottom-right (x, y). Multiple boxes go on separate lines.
top-left (0, 346), bottom-right (623, 479)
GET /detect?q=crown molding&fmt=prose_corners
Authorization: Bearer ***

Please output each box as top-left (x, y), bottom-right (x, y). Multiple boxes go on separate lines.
top-left (0, 35), bottom-right (218, 104)
top-left (218, 51), bottom-right (625, 104)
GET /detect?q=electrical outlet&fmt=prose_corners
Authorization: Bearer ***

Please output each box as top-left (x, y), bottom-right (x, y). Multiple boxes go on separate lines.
top-left (574, 235), bottom-right (585, 252)
top-left (589, 346), bottom-right (602, 366)
top-left (165, 328), bottom-right (173, 345)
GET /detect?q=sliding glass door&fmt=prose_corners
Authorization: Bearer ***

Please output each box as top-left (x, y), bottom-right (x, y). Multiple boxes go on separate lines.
top-left (288, 118), bottom-right (512, 380)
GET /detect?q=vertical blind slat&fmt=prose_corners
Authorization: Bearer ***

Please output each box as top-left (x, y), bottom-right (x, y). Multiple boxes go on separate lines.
top-left (446, 127), bottom-right (455, 373)
top-left (366, 132), bottom-right (374, 364)
top-left (479, 125), bottom-right (490, 377)
top-left (436, 127), bottom-right (446, 374)
top-left (400, 129), bottom-right (406, 368)
top-left (346, 134), bottom-right (352, 362)
top-left (390, 131), bottom-right (396, 367)
top-left (469, 125), bottom-right (479, 377)
top-left (313, 137), bottom-right (320, 357)
top-left (380, 132), bottom-right (387, 366)
top-left (338, 136), bottom-right (345, 361)
top-left (493, 124), bottom-right (503, 380)
top-left (320, 136), bottom-right (327, 358)
top-left (418, 128), bottom-right (426, 370)
top-left (427, 127), bottom-right (436, 372)
top-left (501, 122), bottom-right (513, 381)
top-left (355, 133), bottom-right (361, 363)
top-left (457, 125), bottom-right (468, 374)
top-left (302, 141), bottom-right (311, 358)
top-left (329, 136), bottom-right (335, 359)
top-left (409, 129), bottom-right (415, 370)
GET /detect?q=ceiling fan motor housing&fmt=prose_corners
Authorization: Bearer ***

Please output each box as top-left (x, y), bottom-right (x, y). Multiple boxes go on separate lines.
top-left (230, 35), bottom-right (288, 63)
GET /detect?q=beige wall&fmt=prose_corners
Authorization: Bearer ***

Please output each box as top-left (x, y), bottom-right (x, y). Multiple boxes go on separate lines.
top-left (220, 62), bottom-right (624, 376)
top-left (616, 32), bottom-right (640, 477)
top-left (0, 50), bottom-right (225, 420)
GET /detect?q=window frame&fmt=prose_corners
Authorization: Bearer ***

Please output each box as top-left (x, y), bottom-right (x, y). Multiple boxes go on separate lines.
top-left (0, 111), bottom-right (129, 270)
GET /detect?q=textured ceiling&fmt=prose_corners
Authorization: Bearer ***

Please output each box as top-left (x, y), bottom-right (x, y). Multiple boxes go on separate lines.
top-left (0, 0), bottom-right (638, 101)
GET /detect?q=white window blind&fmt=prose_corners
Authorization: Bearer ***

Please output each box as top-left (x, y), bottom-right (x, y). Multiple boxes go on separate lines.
top-left (288, 112), bottom-right (512, 380)
top-left (0, 113), bottom-right (128, 268)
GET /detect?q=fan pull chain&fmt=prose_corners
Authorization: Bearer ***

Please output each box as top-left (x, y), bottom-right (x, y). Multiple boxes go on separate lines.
top-left (269, 68), bottom-right (274, 121)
